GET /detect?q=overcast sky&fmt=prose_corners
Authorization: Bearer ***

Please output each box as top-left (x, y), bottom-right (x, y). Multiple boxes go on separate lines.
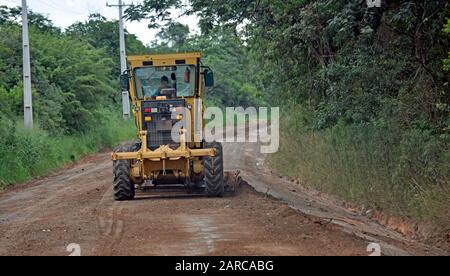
top-left (2, 0), bottom-right (199, 45)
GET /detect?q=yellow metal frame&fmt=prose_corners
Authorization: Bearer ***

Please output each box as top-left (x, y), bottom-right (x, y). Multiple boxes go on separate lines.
top-left (112, 131), bottom-right (215, 161)
top-left (127, 52), bottom-right (202, 69)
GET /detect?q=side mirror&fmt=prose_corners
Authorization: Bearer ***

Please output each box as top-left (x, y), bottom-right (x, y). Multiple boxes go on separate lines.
top-left (204, 70), bottom-right (214, 87)
top-left (120, 73), bottom-right (130, 91)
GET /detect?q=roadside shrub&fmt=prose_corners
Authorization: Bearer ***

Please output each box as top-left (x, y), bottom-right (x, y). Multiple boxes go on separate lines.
top-left (0, 111), bottom-right (136, 189)
top-left (269, 109), bottom-right (450, 226)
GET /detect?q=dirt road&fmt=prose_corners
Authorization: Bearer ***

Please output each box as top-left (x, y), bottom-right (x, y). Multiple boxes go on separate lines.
top-left (0, 140), bottom-right (445, 256)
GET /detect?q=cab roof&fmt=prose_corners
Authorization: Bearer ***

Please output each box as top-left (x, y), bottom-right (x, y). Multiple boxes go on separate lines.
top-left (127, 52), bottom-right (202, 68)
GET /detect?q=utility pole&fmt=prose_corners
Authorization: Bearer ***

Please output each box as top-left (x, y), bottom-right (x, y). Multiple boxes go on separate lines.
top-left (22, 0), bottom-right (33, 128)
top-left (107, 0), bottom-right (130, 119)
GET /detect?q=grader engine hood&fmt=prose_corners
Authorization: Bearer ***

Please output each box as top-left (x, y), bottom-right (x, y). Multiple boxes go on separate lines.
top-left (141, 99), bottom-right (186, 150)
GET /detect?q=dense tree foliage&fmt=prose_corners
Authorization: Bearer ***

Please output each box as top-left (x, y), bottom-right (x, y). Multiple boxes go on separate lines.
top-left (128, 0), bottom-right (449, 130)
top-left (445, 18), bottom-right (450, 71)
top-left (66, 13), bottom-right (149, 77)
top-left (155, 22), bottom-right (190, 48)
top-left (0, 6), bottom-right (149, 135)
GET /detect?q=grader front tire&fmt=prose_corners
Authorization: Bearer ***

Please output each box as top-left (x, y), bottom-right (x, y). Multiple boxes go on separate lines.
top-left (113, 145), bottom-right (135, 201)
top-left (113, 160), bottom-right (135, 201)
top-left (204, 142), bottom-right (224, 197)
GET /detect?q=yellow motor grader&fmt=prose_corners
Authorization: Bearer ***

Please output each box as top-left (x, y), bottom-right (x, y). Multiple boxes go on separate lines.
top-left (112, 52), bottom-right (225, 200)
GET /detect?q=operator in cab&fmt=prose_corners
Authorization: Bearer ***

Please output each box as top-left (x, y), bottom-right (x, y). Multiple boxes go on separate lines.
top-left (155, 76), bottom-right (170, 97)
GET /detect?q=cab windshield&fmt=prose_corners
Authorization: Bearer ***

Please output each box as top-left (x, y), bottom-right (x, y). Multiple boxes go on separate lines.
top-left (134, 65), bottom-right (196, 99)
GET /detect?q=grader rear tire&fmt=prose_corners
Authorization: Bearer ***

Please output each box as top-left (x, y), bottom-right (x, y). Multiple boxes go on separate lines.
top-left (204, 142), bottom-right (224, 197)
top-left (113, 146), bottom-right (135, 201)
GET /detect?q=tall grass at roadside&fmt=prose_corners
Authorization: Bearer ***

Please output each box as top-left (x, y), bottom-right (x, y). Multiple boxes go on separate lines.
top-left (268, 108), bottom-right (450, 227)
top-left (0, 110), bottom-right (136, 189)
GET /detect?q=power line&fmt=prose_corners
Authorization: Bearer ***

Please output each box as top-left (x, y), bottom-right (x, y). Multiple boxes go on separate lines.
top-left (39, 0), bottom-right (86, 16)
top-left (6, 0), bottom-right (86, 16)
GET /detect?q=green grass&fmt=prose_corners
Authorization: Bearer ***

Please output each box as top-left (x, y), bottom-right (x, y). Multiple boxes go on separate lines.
top-left (0, 111), bottom-right (136, 189)
top-left (268, 113), bottom-right (450, 228)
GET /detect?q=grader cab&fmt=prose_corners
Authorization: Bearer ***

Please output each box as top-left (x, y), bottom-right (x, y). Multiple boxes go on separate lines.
top-left (112, 52), bottom-right (224, 200)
